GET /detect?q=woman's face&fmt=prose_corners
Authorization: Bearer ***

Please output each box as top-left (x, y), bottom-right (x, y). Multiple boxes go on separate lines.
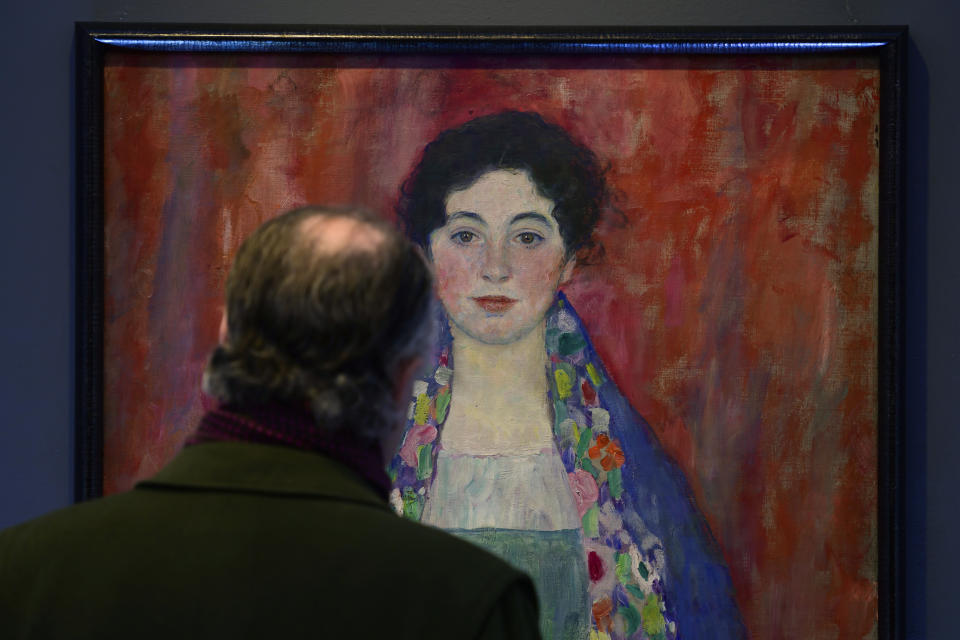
top-left (429, 169), bottom-right (574, 345)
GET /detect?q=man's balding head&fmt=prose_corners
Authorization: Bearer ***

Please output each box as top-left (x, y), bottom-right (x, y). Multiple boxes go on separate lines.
top-left (203, 206), bottom-right (434, 440)
top-left (297, 214), bottom-right (388, 255)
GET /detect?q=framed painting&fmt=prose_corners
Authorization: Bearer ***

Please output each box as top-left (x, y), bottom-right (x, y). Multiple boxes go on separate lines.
top-left (76, 24), bottom-right (906, 640)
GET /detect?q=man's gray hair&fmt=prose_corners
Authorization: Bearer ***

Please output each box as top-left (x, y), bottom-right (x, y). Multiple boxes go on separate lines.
top-left (202, 206), bottom-right (435, 440)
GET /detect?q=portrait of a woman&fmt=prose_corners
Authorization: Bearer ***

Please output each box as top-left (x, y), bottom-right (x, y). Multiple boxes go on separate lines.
top-left (389, 111), bottom-right (746, 640)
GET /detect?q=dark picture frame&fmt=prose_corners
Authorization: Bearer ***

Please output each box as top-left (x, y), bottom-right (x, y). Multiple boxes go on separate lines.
top-left (75, 23), bottom-right (906, 639)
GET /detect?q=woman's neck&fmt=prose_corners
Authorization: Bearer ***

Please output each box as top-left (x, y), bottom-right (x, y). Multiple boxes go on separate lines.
top-left (451, 322), bottom-right (549, 393)
top-left (441, 321), bottom-right (555, 455)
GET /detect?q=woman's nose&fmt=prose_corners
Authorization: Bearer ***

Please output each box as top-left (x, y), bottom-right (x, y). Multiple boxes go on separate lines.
top-left (481, 243), bottom-right (512, 282)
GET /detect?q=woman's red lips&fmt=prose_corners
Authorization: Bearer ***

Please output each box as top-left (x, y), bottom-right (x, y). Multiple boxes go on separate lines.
top-left (472, 296), bottom-right (517, 313)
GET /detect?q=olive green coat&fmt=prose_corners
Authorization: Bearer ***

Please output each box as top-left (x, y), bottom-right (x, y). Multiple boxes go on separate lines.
top-left (0, 442), bottom-right (539, 639)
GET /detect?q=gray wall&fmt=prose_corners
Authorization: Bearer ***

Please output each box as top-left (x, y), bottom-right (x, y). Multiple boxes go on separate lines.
top-left (0, 1), bottom-right (952, 637)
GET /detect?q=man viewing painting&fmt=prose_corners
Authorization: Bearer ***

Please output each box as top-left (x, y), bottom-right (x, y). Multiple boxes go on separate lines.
top-left (1, 207), bottom-right (543, 639)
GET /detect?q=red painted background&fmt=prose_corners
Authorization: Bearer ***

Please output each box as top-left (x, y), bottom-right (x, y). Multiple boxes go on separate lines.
top-left (103, 52), bottom-right (880, 639)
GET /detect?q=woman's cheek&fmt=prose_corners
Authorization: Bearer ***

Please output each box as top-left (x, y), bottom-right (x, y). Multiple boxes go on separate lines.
top-left (431, 247), bottom-right (470, 312)
top-left (516, 250), bottom-right (567, 296)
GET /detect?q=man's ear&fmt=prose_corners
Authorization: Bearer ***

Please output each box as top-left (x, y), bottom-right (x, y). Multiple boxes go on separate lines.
top-left (218, 310), bottom-right (229, 346)
top-left (560, 256), bottom-right (576, 286)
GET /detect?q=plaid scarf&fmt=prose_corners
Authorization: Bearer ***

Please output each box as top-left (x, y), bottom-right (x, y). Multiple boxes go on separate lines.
top-left (187, 403), bottom-right (391, 499)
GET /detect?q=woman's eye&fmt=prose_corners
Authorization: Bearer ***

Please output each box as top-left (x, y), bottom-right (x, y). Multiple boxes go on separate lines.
top-left (452, 230), bottom-right (477, 244)
top-left (516, 231), bottom-right (543, 246)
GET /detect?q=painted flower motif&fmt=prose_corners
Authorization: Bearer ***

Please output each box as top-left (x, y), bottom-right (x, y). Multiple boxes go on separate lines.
top-left (389, 488), bottom-right (404, 515)
top-left (399, 423), bottom-right (437, 467)
top-left (588, 433), bottom-right (626, 471)
top-left (581, 378), bottom-right (598, 405)
top-left (588, 551), bottom-right (605, 582)
top-left (591, 597), bottom-right (614, 633)
top-left (587, 433), bottom-right (610, 457)
top-left (568, 469), bottom-right (599, 518)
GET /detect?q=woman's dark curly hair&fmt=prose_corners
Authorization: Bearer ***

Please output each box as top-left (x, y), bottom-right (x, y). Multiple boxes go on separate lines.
top-left (397, 110), bottom-right (612, 262)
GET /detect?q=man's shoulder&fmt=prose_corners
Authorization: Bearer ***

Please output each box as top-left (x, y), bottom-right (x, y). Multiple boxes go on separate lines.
top-left (0, 492), bottom-right (150, 619)
top-left (0, 491), bottom-right (139, 560)
top-left (1, 491), bottom-right (131, 535)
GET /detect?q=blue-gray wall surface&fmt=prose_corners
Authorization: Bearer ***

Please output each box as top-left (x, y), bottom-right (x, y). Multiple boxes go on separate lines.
top-left (0, 1), bottom-right (953, 637)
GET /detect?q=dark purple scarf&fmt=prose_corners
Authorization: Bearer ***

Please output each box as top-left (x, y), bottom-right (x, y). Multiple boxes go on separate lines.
top-left (187, 403), bottom-right (391, 499)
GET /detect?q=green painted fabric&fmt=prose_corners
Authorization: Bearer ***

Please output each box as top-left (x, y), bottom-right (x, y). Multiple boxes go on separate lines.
top-left (450, 528), bottom-right (590, 640)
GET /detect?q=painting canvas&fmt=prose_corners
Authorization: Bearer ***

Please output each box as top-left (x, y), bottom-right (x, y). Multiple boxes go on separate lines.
top-left (81, 27), bottom-right (903, 640)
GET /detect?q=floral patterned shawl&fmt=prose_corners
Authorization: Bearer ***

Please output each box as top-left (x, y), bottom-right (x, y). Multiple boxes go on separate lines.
top-left (389, 293), bottom-right (745, 640)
